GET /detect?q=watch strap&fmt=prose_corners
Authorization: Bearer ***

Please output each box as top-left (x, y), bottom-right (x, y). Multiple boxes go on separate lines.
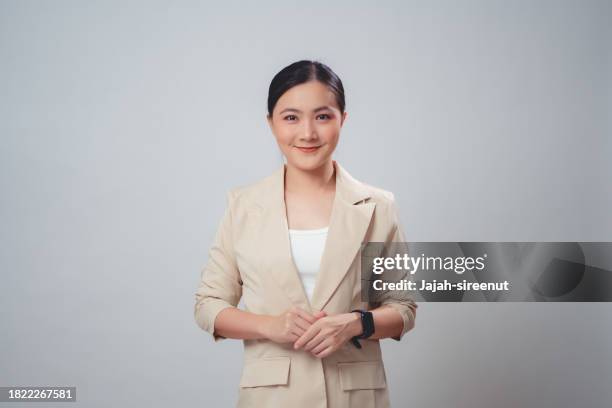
top-left (350, 309), bottom-right (375, 349)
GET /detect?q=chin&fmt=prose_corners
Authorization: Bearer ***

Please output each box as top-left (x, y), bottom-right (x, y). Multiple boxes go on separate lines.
top-left (288, 156), bottom-right (329, 171)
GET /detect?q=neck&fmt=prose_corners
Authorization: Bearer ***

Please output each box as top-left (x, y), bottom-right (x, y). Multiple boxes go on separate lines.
top-left (284, 160), bottom-right (336, 195)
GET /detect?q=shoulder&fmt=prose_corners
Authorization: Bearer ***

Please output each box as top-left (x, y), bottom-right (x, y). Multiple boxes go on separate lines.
top-left (351, 179), bottom-right (404, 243)
top-left (363, 182), bottom-right (401, 228)
top-left (224, 169), bottom-right (278, 210)
top-left (341, 167), bottom-right (402, 230)
top-left (362, 182), bottom-right (397, 205)
top-left (350, 173), bottom-right (398, 213)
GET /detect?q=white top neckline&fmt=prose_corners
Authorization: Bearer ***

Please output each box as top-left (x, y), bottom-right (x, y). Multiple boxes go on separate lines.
top-left (288, 226), bottom-right (329, 235)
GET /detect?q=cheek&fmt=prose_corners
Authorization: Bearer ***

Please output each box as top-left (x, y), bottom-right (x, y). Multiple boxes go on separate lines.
top-left (318, 125), bottom-right (341, 146)
top-left (274, 126), bottom-right (296, 146)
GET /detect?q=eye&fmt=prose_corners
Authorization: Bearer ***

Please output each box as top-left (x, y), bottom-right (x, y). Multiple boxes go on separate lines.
top-left (317, 113), bottom-right (332, 120)
top-left (284, 115), bottom-right (297, 121)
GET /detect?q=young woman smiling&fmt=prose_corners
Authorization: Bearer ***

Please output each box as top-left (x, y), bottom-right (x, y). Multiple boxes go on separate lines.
top-left (195, 60), bottom-right (417, 408)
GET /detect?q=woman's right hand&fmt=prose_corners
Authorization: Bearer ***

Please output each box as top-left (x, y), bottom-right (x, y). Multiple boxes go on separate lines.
top-left (262, 306), bottom-right (327, 344)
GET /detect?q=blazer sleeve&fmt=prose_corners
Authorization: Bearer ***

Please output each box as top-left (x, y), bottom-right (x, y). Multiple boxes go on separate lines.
top-left (376, 194), bottom-right (418, 341)
top-left (194, 190), bottom-right (243, 342)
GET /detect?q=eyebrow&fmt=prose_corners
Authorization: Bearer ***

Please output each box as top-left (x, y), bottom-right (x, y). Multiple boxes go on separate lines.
top-left (278, 106), bottom-right (333, 115)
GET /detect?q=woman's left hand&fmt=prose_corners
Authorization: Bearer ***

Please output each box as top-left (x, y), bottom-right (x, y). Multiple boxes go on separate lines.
top-left (293, 312), bottom-right (362, 358)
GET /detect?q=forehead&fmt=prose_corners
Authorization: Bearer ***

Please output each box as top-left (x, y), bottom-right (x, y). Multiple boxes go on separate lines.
top-left (275, 81), bottom-right (338, 111)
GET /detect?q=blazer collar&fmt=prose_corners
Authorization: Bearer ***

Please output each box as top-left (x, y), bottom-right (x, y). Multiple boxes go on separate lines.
top-left (265, 159), bottom-right (372, 206)
top-left (256, 160), bottom-right (376, 312)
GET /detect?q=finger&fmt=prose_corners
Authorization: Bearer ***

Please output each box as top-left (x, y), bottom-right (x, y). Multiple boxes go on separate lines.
top-left (288, 332), bottom-right (300, 342)
top-left (304, 333), bottom-right (326, 352)
top-left (296, 311), bottom-right (327, 332)
top-left (294, 325), bottom-right (320, 349)
top-left (311, 338), bottom-right (332, 355)
top-left (314, 345), bottom-right (335, 359)
top-left (290, 324), bottom-right (306, 337)
top-left (294, 308), bottom-right (317, 324)
top-left (294, 329), bottom-right (313, 349)
top-left (293, 316), bottom-right (312, 332)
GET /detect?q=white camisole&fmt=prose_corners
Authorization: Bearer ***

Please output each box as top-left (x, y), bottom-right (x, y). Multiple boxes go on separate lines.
top-left (288, 226), bottom-right (329, 301)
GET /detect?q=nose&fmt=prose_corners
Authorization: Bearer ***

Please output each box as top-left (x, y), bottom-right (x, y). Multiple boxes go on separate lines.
top-left (300, 118), bottom-right (318, 141)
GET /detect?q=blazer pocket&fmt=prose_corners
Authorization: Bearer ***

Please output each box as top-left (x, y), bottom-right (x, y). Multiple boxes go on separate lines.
top-left (239, 356), bottom-right (291, 388)
top-left (337, 360), bottom-right (387, 390)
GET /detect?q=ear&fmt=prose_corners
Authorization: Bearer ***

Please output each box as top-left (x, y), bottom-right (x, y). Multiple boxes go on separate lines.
top-left (340, 111), bottom-right (348, 126)
top-left (266, 113), bottom-right (274, 130)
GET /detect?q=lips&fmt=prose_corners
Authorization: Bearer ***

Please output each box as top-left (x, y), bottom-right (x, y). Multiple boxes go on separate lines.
top-left (295, 145), bottom-right (321, 153)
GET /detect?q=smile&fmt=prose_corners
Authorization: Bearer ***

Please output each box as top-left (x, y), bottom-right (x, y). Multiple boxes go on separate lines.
top-left (295, 145), bottom-right (321, 153)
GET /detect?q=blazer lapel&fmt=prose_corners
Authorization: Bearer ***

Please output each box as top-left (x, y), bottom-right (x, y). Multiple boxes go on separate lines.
top-left (261, 164), bottom-right (311, 309)
top-left (310, 161), bottom-right (375, 312)
top-left (256, 160), bottom-right (375, 313)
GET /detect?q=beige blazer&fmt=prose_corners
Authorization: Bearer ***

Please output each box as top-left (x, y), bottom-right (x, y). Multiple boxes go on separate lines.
top-left (194, 160), bottom-right (417, 408)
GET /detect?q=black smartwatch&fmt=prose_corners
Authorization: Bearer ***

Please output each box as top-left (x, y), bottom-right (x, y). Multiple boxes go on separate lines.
top-left (350, 309), bottom-right (375, 349)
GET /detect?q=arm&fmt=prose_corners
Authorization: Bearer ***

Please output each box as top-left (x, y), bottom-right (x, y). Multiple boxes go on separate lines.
top-left (293, 305), bottom-right (406, 358)
top-left (215, 306), bottom-right (327, 342)
top-left (194, 190), bottom-right (243, 342)
top-left (194, 191), bottom-right (326, 342)
top-left (335, 305), bottom-right (405, 341)
top-left (368, 304), bottom-right (406, 340)
top-left (369, 194), bottom-right (417, 341)
top-left (213, 307), bottom-right (270, 340)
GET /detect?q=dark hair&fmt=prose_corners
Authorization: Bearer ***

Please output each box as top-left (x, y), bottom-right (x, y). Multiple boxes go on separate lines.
top-left (267, 60), bottom-right (345, 118)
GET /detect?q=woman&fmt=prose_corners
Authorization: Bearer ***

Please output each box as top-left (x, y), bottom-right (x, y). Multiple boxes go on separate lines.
top-left (194, 60), bottom-right (417, 408)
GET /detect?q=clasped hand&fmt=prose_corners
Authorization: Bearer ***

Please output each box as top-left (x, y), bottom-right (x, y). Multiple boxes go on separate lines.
top-left (264, 306), bottom-right (361, 359)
